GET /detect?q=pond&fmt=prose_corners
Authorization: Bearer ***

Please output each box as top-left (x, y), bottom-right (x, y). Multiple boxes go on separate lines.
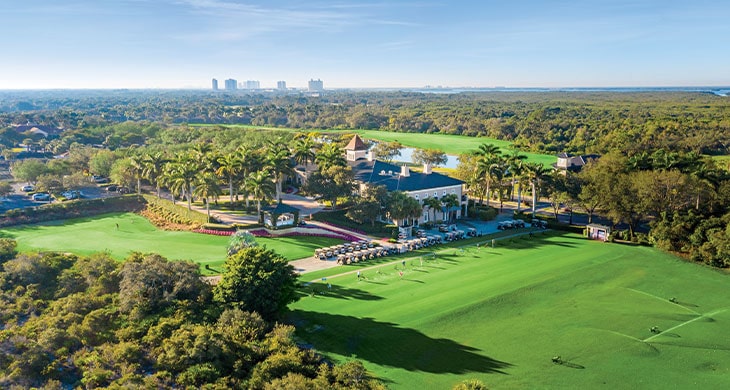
top-left (389, 147), bottom-right (460, 169)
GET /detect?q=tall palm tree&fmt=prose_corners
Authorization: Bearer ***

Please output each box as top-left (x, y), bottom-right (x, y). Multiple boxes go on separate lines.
top-left (474, 143), bottom-right (503, 207)
top-left (292, 137), bottom-right (316, 167)
top-left (128, 154), bottom-right (145, 195)
top-left (422, 196), bottom-right (442, 223)
top-left (441, 193), bottom-right (460, 223)
top-left (216, 152), bottom-right (241, 205)
top-left (315, 143), bottom-right (346, 171)
top-left (193, 171), bottom-right (222, 222)
top-left (245, 170), bottom-right (275, 223)
top-left (524, 162), bottom-right (550, 218)
top-left (236, 146), bottom-right (259, 209)
top-left (265, 146), bottom-right (293, 202)
top-left (165, 154), bottom-right (201, 210)
top-left (142, 151), bottom-right (168, 198)
top-left (506, 150), bottom-right (527, 202)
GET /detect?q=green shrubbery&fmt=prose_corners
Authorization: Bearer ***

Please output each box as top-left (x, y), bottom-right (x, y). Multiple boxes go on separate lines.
top-left (142, 195), bottom-right (209, 225)
top-left (0, 196), bottom-right (145, 227)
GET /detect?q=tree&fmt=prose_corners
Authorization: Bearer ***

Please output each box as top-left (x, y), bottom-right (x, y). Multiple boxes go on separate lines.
top-left (0, 181), bottom-right (12, 198)
top-left (35, 173), bottom-right (64, 194)
top-left (523, 162), bottom-right (550, 218)
top-left (371, 141), bottom-right (402, 162)
top-left (89, 150), bottom-right (117, 177)
top-left (142, 151), bottom-right (167, 198)
top-left (506, 150), bottom-right (527, 202)
top-left (441, 193), bottom-right (460, 223)
top-left (422, 196), bottom-right (443, 223)
top-left (246, 170), bottom-right (276, 222)
top-left (314, 143), bottom-right (346, 171)
top-left (109, 158), bottom-right (136, 191)
top-left (163, 154), bottom-right (201, 210)
top-left (452, 378), bottom-right (489, 390)
top-left (128, 154), bottom-right (145, 194)
top-left (303, 165), bottom-right (355, 210)
top-left (11, 159), bottom-right (48, 184)
top-left (385, 191), bottom-right (422, 227)
top-left (412, 148), bottom-right (448, 167)
top-left (192, 171), bottom-right (222, 222)
top-left (227, 230), bottom-right (258, 256)
top-left (291, 136), bottom-right (316, 167)
top-left (119, 254), bottom-right (210, 318)
top-left (213, 246), bottom-right (298, 320)
top-left (266, 146), bottom-right (293, 202)
top-left (216, 152), bottom-right (241, 205)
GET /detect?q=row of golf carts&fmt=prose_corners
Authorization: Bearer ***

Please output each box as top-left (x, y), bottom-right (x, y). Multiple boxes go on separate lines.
top-left (497, 219), bottom-right (548, 230)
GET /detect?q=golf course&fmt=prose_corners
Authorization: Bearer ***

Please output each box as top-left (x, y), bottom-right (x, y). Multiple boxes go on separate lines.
top-left (193, 124), bottom-right (557, 167)
top-left (0, 213), bottom-right (344, 274)
top-left (288, 232), bottom-right (730, 389)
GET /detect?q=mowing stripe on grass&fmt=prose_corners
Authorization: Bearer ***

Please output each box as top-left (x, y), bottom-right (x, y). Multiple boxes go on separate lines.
top-left (644, 308), bottom-right (729, 342)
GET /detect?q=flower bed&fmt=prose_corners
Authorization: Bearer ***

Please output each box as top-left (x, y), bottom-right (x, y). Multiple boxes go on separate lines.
top-left (193, 228), bottom-right (235, 236)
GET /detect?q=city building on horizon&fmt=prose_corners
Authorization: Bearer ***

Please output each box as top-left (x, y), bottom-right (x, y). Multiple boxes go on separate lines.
top-left (277, 80), bottom-right (287, 90)
top-left (224, 79), bottom-right (237, 90)
top-left (308, 79), bottom-right (324, 92)
top-left (244, 80), bottom-right (260, 90)
top-left (212, 78), bottom-right (218, 91)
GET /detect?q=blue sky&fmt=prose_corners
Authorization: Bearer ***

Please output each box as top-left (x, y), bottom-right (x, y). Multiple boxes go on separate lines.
top-left (1, 0), bottom-right (729, 89)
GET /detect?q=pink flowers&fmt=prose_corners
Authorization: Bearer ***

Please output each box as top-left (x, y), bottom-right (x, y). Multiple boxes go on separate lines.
top-left (193, 228), bottom-right (235, 236)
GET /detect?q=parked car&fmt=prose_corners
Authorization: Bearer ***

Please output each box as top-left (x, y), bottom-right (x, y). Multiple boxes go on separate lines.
top-left (117, 187), bottom-right (130, 194)
top-left (438, 224), bottom-right (449, 232)
top-left (32, 192), bottom-right (51, 201)
top-left (106, 185), bottom-right (118, 192)
top-left (512, 219), bottom-right (525, 228)
top-left (21, 185), bottom-right (34, 192)
top-left (94, 176), bottom-right (109, 184)
top-left (61, 190), bottom-right (81, 200)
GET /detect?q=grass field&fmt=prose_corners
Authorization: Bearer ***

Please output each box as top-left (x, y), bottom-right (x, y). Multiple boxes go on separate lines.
top-left (288, 232), bottom-right (730, 389)
top-left (0, 213), bottom-right (344, 274)
top-left (192, 124), bottom-right (556, 167)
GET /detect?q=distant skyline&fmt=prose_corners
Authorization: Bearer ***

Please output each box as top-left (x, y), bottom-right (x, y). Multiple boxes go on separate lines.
top-left (1, 0), bottom-right (729, 89)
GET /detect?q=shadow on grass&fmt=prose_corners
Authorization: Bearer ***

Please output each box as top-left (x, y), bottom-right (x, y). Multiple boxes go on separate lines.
top-left (298, 284), bottom-right (384, 301)
top-left (289, 310), bottom-right (512, 375)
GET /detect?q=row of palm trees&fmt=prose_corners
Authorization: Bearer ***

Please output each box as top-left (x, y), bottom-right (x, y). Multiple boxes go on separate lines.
top-left (470, 144), bottom-right (550, 216)
top-left (123, 135), bottom-right (349, 222)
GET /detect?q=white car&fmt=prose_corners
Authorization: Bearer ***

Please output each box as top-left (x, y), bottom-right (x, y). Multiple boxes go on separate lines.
top-left (32, 192), bottom-right (51, 201)
top-left (21, 185), bottom-right (34, 192)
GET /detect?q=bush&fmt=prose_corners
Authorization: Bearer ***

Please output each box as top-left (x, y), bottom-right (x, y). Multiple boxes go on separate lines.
top-left (0, 195), bottom-right (146, 227)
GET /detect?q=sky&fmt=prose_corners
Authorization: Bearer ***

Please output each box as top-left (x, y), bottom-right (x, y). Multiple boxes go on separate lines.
top-left (1, 0), bottom-right (729, 89)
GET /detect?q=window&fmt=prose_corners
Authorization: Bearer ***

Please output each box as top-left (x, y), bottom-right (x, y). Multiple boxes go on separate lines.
top-left (433, 192), bottom-right (438, 197)
top-left (443, 191), bottom-right (447, 196)
top-left (424, 211), bottom-right (429, 222)
top-left (451, 189), bottom-right (455, 194)
top-left (415, 194), bottom-right (420, 200)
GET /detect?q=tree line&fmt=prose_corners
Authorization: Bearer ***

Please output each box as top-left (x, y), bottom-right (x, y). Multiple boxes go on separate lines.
top-left (2, 90), bottom-right (728, 157)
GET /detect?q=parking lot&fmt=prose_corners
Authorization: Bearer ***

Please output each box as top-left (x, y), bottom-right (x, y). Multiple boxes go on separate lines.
top-left (0, 182), bottom-right (122, 214)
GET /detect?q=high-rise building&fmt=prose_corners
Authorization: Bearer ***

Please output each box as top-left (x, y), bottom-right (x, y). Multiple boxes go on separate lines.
top-left (224, 79), bottom-right (237, 90)
top-left (212, 78), bottom-right (218, 91)
top-left (277, 81), bottom-right (287, 90)
top-left (244, 80), bottom-right (260, 90)
top-left (308, 79), bottom-right (324, 92)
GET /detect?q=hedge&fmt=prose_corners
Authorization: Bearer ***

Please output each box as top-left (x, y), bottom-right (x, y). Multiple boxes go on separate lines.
top-left (142, 195), bottom-right (210, 225)
top-left (0, 195), bottom-right (146, 228)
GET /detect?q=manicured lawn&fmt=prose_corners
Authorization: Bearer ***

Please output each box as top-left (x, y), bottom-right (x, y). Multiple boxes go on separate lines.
top-left (191, 124), bottom-right (556, 167)
top-left (288, 233), bottom-right (730, 389)
top-left (0, 213), bottom-right (344, 274)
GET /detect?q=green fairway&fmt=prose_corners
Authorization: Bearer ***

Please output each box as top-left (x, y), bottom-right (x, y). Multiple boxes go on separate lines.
top-left (192, 124), bottom-right (556, 167)
top-left (288, 233), bottom-right (730, 389)
top-left (0, 213), bottom-right (344, 274)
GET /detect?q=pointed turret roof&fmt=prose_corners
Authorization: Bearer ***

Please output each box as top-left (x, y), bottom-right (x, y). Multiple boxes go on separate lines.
top-left (345, 134), bottom-right (368, 151)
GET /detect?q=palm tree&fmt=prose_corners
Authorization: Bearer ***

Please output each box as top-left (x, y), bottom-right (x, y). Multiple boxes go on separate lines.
top-left (474, 143), bottom-right (503, 207)
top-left (245, 170), bottom-right (275, 223)
top-left (265, 146), bottom-right (293, 202)
top-left (441, 193), bottom-right (460, 223)
top-left (216, 152), bottom-right (241, 205)
top-left (524, 162), bottom-right (550, 218)
top-left (292, 137), bottom-right (316, 167)
top-left (386, 191), bottom-right (422, 228)
top-left (127, 154), bottom-right (145, 195)
top-left (506, 150), bottom-right (527, 202)
top-left (236, 146), bottom-right (260, 209)
top-left (422, 196), bottom-right (442, 223)
top-left (165, 154), bottom-right (201, 210)
top-left (142, 151), bottom-right (168, 198)
top-left (193, 171), bottom-right (222, 222)
top-left (315, 143), bottom-right (346, 171)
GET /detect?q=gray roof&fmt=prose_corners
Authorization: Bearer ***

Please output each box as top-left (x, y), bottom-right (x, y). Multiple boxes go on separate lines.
top-left (349, 159), bottom-right (463, 192)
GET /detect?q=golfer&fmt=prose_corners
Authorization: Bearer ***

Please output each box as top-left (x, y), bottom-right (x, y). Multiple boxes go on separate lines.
top-left (357, 271), bottom-right (361, 280)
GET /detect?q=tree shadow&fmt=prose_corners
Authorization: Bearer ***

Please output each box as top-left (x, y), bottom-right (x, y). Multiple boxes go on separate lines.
top-left (288, 310), bottom-right (512, 375)
top-left (298, 284), bottom-right (384, 301)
